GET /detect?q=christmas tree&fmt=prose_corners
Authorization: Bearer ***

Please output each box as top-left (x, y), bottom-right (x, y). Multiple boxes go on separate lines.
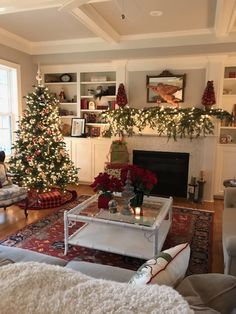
top-left (116, 83), bottom-right (128, 107)
top-left (9, 85), bottom-right (79, 192)
top-left (201, 80), bottom-right (216, 108)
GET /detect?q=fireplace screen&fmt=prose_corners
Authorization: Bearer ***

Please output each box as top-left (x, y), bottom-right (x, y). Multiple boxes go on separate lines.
top-left (133, 150), bottom-right (189, 198)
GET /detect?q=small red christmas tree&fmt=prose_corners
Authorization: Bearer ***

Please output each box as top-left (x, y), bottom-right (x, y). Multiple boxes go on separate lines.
top-left (201, 80), bottom-right (216, 108)
top-left (116, 83), bottom-right (128, 107)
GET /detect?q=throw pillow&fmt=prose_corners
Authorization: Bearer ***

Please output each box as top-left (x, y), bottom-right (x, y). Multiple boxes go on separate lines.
top-left (129, 243), bottom-right (190, 287)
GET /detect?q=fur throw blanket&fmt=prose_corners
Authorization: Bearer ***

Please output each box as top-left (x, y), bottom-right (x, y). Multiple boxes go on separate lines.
top-left (0, 262), bottom-right (192, 314)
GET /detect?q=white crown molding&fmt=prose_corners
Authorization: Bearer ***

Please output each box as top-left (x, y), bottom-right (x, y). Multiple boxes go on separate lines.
top-left (2, 23), bottom-right (236, 56)
top-left (29, 29), bottom-right (233, 55)
top-left (29, 36), bottom-right (105, 55)
top-left (0, 27), bottom-right (30, 54)
top-left (122, 28), bottom-right (214, 41)
top-left (0, 1), bottom-right (61, 15)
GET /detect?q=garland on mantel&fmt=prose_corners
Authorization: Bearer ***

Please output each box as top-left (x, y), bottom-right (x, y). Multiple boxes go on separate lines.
top-left (101, 106), bottom-right (233, 140)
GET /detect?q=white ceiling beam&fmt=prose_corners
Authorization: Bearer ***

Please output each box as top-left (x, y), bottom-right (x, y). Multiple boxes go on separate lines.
top-left (59, 0), bottom-right (91, 11)
top-left (70, 4), bottom-right (120, 43)
top-left (59, 0), bottom-right (119, 43)
top-left (214, 0), bottom-right (236, 36)
top-left (59, 0), bottom-right (111, 12)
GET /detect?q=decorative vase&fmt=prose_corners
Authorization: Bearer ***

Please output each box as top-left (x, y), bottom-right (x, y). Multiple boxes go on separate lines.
top-left (130, 190), bottom-right (144, 208)
top-left (98, 192), bottom-right (112, 209)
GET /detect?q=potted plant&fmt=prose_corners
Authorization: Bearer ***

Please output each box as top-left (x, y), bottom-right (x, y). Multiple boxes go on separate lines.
top-left (90, 172), bottom-right (123, 209)
top-left (120, 165), bottom-right (157, 207)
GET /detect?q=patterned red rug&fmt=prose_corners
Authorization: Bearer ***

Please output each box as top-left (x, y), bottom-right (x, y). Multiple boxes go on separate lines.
top-left (0, 195), bottom-right (214, 274)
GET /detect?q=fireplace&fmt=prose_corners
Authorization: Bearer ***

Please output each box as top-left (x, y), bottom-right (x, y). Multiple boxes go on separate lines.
top-left (133, 150), bottom-right (190, 198)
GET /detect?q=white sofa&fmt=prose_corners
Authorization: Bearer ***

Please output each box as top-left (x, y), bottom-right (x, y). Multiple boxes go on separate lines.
top-left (0, 245), bottom-right (236, 313)
top-left (223, 187), bottom-right (236, 276)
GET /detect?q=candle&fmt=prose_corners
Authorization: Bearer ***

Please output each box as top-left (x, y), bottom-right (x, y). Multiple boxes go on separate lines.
top-left (200, 170), bottom-right (206, 181)
top-left (135, 207), bottom-right (141, 216)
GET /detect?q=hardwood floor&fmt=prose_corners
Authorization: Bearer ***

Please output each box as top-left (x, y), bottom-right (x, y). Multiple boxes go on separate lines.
top-left (0, 184), bottom-right (224, 273)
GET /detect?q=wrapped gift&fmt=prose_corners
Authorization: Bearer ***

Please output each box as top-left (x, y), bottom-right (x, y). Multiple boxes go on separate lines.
top-left (38, 190), bottom-right (62, 208)
top-left (110, 140), bottom-right (129, 164)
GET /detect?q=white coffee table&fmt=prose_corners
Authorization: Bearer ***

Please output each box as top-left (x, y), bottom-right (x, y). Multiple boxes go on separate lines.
top-left (64, 194), bottom-right (172, 259)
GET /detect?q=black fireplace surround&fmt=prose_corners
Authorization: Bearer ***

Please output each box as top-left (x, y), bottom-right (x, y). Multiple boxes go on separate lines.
top-left (133, 150), bottom-right (189, 198)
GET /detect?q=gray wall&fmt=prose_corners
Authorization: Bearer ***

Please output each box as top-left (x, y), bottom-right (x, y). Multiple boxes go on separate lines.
top-left (128, 69), bottom-right (206, 108)
top-left (0, 44), bottom-right (35, 105)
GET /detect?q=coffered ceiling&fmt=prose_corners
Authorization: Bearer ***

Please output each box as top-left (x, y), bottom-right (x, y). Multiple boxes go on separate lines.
top-left (0, 0), bottom-right (236, 55)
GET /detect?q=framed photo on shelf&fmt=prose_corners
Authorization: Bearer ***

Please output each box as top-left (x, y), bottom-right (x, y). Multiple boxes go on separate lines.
top-left (88, 100), bottom-right (96, 110)
top-left (71, 118), bottom-right (86, 137)
top-left (90, 127), bottom-right (100, 137)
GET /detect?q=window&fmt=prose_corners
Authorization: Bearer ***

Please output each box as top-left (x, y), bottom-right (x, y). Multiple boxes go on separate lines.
top-left (0, 61), bottom-right (20, 156)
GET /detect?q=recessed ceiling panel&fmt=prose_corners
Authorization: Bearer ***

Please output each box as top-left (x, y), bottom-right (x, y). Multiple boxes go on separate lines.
top-left (92, 0), bottom-right (216, 36)
top-left (0, 7), bottom-right (95, 41)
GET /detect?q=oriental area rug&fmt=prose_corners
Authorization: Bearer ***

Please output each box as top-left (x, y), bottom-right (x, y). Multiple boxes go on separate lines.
top-left (0, 195), bottom-right (214, 275)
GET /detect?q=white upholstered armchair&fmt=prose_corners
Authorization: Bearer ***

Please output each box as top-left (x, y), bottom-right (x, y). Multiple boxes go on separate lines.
top-left (0, 151), bottom-right (28, 218)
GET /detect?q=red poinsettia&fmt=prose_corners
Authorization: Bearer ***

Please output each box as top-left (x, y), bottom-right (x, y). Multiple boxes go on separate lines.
top-left (90, 172), bottom-right (123, 193)
top-left (120, 164), bottom-right (157, 195)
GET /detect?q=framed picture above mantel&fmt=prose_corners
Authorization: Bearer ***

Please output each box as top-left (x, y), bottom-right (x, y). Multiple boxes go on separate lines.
top-left (146, 70), bottom-right (186, 105)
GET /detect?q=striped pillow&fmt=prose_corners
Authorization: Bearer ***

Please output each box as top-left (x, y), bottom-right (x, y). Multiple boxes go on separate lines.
top-left (129, 243), bottom-right (190, 287)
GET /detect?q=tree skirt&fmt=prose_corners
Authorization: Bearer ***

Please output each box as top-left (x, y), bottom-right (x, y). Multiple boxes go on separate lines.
top-left (0, 195), bottom-right (214, 274)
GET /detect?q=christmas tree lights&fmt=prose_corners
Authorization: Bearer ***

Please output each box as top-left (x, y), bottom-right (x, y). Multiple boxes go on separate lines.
top-left (9, 85), bottom-right (79, 192)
